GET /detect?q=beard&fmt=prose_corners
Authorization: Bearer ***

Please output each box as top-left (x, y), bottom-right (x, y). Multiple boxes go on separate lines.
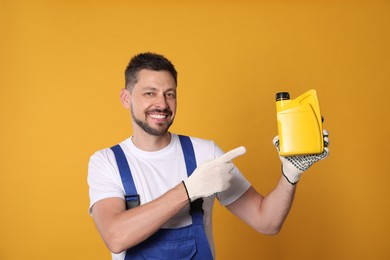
top-left (131, 106), bottom-right (174, 136)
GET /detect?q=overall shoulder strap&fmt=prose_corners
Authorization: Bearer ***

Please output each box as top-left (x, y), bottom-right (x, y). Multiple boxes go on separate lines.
top-left (178, 136), bottom-right (211, 259)
top-left (110, 144), bottom-right (140, 209)
top-left (178, 135), bottom-right (204, 215)
top-left (178, 135), bottom-right (197, 176)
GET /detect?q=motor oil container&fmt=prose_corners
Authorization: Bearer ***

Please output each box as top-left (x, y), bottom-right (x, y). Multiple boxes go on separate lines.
top-left (276, 89), bottom-right (323, 156)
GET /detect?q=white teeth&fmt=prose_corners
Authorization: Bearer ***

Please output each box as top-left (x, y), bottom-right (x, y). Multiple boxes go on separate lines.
top-left (149, 114), bottom-right (167, 119)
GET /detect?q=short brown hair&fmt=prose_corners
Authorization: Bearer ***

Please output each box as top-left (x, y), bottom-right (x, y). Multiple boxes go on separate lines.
top-left (125, 52), bottom-right (178, 91)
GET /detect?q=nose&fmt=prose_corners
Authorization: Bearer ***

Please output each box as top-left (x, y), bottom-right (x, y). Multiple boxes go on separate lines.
top-left (154, 93), bottom-right (168, 109)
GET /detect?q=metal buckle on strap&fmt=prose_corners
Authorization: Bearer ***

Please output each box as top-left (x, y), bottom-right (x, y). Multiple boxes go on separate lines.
top-left (125, 194), bottom-right (140, 210)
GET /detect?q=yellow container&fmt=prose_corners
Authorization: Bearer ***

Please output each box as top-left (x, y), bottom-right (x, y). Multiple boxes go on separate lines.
top-left (276, 89), bottom-right (324, 156)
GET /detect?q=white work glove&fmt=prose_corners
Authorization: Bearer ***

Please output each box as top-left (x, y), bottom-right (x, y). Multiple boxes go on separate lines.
top-left (273, 129), bottom-right (330, 185)
top-left (183, 146), bottom-right (246, 202)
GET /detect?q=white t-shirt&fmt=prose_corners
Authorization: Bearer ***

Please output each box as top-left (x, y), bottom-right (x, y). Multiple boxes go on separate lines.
top-left (88, 134), bottom-right (251, 259)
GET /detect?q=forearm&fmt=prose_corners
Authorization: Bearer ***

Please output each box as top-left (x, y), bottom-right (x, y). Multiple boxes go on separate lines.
top-left (229, 132), bottom-right (329, 235)
top-left (93, 183), bottom-right (189, 253)
top-left (257, 176), bottom-right (296, 234)
top-left (227, 177), bottom-right (296, 236)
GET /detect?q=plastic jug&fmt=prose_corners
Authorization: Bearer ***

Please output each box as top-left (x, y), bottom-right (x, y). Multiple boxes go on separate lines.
top-left (276, 89), bottom-right (324, 156)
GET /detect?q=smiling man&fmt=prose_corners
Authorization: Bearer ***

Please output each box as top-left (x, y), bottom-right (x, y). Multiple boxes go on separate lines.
top-left (87, 52), bottom-right (329, 260)
top-left (125, 69), bottom-right (176, 139)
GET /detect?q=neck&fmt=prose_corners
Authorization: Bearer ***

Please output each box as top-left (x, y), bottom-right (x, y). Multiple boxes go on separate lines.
top-left (131, 130), bottom-right (172, 152)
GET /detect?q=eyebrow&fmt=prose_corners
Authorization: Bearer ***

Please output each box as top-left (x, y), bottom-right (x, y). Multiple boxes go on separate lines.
top-left (141, 86), bottom-right (158, 91)
top-left (141, 86), bottom-right (176, 93)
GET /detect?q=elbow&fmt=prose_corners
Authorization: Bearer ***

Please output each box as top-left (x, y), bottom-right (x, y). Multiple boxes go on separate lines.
top-left (103, 230), bottom-right (130, 254)
top-left (103, 228), bottom-right (144, 254)
top-left (107, 243), bottom-right (125, 255)
top-left (255, 224), bottom-right (282, 236)
top-left (105, 237), bottom-right (125, 255)
top-left (261, 228), bottom-right (281, 236)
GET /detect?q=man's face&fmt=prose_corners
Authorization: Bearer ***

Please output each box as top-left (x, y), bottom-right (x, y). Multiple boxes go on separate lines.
top-left (129, 69), bottom-right (177, 136)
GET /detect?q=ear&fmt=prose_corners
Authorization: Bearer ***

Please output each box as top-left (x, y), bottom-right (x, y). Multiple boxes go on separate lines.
top-left (120, 88), bottom-right (131, 109)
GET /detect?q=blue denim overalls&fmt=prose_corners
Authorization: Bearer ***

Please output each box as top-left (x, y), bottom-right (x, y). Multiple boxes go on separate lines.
top-left (110, 135), bottom-right (214, 260)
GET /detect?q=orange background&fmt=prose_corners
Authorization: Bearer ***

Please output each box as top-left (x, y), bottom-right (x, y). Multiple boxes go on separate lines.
top-left (1, 0), bottom-right (389, 259)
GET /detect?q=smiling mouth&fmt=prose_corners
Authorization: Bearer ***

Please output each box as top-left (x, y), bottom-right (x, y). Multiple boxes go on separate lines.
top-left (149, 114), bottom-right (169, 119)
top-left (147, 109), bottom-right (172, 120)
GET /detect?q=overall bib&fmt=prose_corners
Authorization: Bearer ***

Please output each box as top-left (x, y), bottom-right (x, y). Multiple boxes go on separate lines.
top-left (110, 135), bottom-right (214, 260)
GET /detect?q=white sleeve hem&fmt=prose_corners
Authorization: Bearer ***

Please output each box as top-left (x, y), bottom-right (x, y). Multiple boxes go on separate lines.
top-left (218, 181), bottom-right (251, 206)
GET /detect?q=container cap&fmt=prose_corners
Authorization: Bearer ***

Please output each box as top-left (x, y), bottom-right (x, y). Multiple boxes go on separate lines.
top-left (276, 92), bottom-right (290, 101)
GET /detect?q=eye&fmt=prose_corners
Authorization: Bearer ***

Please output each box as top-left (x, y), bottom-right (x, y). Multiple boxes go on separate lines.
top-left (166, 92), bottom-right (176, 99)
top-left (144, 92), bottom-right (154, 96)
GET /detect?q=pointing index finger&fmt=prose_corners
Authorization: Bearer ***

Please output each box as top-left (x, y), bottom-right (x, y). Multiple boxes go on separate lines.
top-left (217, 146), bottom-right (246, 162)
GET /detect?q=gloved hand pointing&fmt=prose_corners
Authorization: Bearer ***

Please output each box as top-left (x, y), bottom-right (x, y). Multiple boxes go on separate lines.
top-left (183, 146), bottom-right (246, 202)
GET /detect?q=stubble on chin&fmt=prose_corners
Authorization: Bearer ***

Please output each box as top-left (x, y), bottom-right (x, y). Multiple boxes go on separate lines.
top-left (131, 109), bottom-right (173, 136)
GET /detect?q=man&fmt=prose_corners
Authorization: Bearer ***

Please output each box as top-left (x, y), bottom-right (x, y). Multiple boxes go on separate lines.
top-left (88, 52), bottom-right (329, 259)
